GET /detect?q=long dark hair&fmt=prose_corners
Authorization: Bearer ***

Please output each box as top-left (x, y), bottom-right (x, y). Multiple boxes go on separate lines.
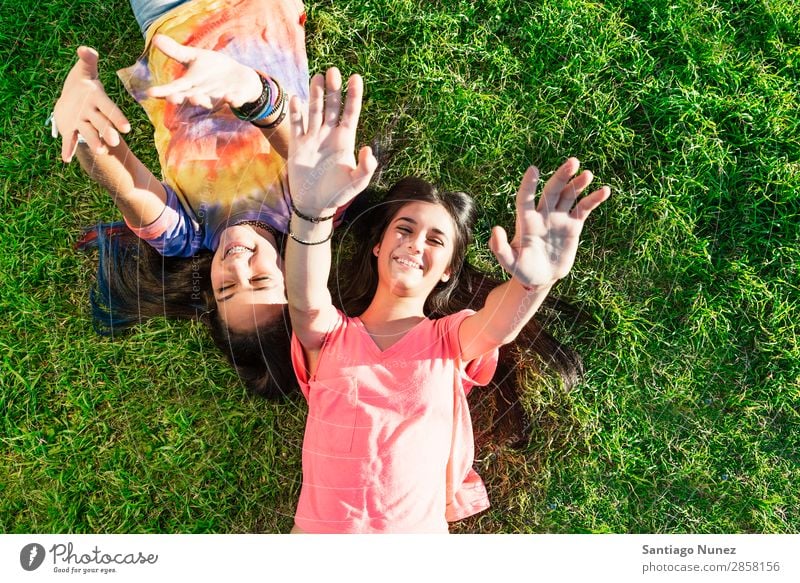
top-left (335, 179), bottom-right (584, 446)
top-left (78, 223), bottom-right (297, 400)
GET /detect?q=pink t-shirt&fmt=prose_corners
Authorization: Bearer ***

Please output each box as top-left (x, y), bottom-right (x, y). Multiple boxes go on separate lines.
top-left (290, 309), bottom-right (498, 533)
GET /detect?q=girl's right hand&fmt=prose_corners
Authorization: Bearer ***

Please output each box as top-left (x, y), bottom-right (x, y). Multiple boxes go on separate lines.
top-left (287, 68), bottom-right (377, 215)
top-left (54, 47), bottom-right (131, 162)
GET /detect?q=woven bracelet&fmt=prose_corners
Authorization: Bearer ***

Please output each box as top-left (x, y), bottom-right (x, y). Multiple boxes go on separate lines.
top-left (288, 228), bottom-right (333, 246)
top-left (291, 204), bottom-right (335, 223)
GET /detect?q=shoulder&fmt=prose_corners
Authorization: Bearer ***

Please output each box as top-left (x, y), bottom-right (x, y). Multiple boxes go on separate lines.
top-left (431, 309), bottom-right (477, 337)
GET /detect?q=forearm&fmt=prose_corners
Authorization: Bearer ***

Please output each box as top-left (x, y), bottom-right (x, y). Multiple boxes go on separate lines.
top-left (285, 210), bottom-right (338, 348)
top-left (460, 278), bottom-right (554, 361)
top-left (258, 117), bottom-right (289, 160)
top-left (75, 140), bottom-right (167, 228)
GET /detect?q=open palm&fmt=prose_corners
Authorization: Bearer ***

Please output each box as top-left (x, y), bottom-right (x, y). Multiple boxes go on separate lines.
top-left (490, 158), bottom-right (610, 288)
top-left (287, 68), bottom-right (376, 214)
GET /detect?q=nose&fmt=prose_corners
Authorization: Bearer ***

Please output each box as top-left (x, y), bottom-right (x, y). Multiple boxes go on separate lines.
top-left (406, 233), bottom-right (424, 254)
top-left (226, 256), bottom-right (251, 282)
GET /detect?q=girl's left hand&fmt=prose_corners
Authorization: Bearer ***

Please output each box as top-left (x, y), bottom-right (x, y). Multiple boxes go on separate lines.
top-left (145, 34), bottom-right (262, 109)
top-left (489, 158), bottom-right (610, 289)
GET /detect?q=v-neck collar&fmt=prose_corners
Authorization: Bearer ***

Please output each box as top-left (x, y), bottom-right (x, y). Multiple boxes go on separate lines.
top-left (353, 316), bottom-right (431, 358)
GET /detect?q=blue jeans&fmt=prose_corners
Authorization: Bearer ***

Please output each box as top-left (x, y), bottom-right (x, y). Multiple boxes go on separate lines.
top-left (129, 0), bottom-right (189, 35)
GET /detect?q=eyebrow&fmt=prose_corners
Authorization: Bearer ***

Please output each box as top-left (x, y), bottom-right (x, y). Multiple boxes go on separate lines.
top-left (394, 216), bottom-right (450, 239)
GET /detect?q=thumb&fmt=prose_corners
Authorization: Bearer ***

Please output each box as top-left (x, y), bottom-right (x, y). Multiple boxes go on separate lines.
top-left (76, 46), bottom-right (99, 79)
top-left (151, 34), bottom-right (196, 65)
top-left (489, 226), bottom-right (515, 274)
top-left (349, 146), bottom-right (377, 192)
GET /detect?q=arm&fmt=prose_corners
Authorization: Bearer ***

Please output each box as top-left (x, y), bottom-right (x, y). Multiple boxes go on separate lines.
top-left (55, 47), bottom-right (167, 227)
top-left (285, 68), bottom-right (376, 367)
top-left (459, 159), bottom-right (610, 362)
top-left (145, 35), bottom-right (292, 159)
top-left (74, 140), bottom-right (167, 229)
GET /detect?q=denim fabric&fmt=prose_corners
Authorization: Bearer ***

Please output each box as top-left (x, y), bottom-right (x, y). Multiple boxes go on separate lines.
top-left (128, 0), bottom-right (189, 35)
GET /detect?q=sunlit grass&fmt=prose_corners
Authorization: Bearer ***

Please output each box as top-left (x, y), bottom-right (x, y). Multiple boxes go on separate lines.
top-left (2, 0), bottom-right (797, 533)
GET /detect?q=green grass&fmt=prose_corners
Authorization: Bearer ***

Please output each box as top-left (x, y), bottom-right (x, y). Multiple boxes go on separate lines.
top-left (2, 0), bottom-right (798, 533)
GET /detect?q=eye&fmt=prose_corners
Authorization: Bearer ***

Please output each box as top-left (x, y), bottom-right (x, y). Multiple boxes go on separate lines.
top-left (427, 238), bottom-right (445, 247)
top-left (396, 226), bottom-right (412, 234)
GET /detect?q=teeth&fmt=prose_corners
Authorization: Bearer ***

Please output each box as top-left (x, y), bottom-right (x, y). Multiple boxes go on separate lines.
top-left (395, 257), bottom-right (422, 269)
top-left (225, 245), bottom-right (254, 259)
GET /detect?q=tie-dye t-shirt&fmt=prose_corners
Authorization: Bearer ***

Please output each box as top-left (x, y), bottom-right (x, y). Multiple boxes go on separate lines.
top-left (117, 0), bottom-right (309, 256)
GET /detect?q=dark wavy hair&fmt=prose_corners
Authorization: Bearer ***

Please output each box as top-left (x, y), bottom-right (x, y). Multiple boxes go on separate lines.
top-left (335, 178), bottom-right (584, 446)
top-left (78, 223), bottom-right (297, 400)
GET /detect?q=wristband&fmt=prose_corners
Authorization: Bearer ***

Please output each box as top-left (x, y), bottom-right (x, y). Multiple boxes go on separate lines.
top-left (251, 85), bottom-right (287, 129)
top-left (288, 227), bottom-right (333, 245)
top-left (291, 204), bottom-right (335, 223)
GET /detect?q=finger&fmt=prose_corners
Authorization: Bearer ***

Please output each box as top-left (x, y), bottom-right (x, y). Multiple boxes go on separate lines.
top-left (324, 68), bottom-right (343, 127)
top-left (306, 73), bottom-right (325, 132)
top-left (488, 226), bottom-right (515, 274)
top-left (77, 120), bottom-right (107, 155)
top-left (555, 169), bottom-right (593, 212)
top-left (164, 91), bottom-right (188, 105)
top-left (515, 165), bottom-right (540, 217)
top-left (87, 108), bottom-right (120, 147)
top-left (288, 95), bottom-right (305, 141)
top-left (187, 92), bottom-right (214, 109)
top-left (61, 133), bottom-right (78, 163)
top-left (151, 34), bottom-right (196, 66)
top-left (147, 77), bottom-right (198, 99)
top-left (96, 96), bottom-right (131, 134)
top-left (340, 74), bottom-right (364, 131)
top-left (571, 186), bottom-right (610, 222)
top-left (76, 46), bottom-right (100, 80)
top-left (539, 157), bottom-right (580, 212)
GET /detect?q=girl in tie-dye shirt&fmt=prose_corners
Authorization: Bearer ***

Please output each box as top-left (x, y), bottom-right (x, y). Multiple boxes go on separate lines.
top-left (54, 0), bottom-right (312, 397)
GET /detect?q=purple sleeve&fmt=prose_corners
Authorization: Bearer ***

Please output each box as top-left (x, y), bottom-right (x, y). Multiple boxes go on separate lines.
top-left (125, 183), bottom-right (205, 257)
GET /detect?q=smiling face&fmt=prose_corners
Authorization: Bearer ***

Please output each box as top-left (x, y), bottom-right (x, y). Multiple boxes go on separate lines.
top-left (210, 224), bottom-right (286, 332)
top-left (373, 201), bottom-right (457, 299)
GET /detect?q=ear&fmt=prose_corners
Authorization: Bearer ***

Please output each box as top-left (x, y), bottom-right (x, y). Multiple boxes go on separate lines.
top-left (373, 244), bottom-right (380, 257)
top-left (440, 270), bottom-right (451, 283)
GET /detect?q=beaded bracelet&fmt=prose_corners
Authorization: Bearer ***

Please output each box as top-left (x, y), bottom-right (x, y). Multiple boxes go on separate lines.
top-left (291, 204), bottom-right (335, 223)
top-left (288, 227), bottom-right (333, 246)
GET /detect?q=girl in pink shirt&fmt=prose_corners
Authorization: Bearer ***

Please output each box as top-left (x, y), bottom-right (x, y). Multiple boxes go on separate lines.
top-left (284, 69), bottom-right (611, 533)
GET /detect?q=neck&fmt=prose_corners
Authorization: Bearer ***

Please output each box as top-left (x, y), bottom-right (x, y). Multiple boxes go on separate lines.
top-left (359, 286), bottom-right (426, 327)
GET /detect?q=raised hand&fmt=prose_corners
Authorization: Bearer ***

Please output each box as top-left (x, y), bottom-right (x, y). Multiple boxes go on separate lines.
top-left (53, 46), bottom-right (131, 162)
top-left (489, 158), bottom-right (610, 289)
top-left (145, 34), bottom-right (263, 109)
top-left (287, 68), bottom-right (377, 214)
